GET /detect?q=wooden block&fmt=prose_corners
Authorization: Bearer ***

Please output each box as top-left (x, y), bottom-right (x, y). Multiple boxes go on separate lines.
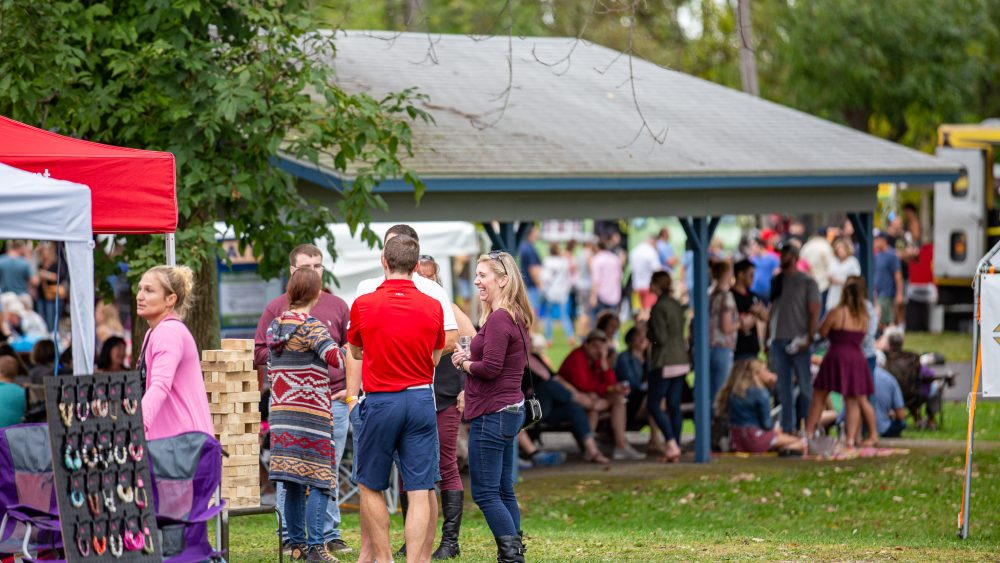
top-left (204, 381), bottom-right (227, 393)
top-left (209, 402), bottom-right (234, 414)
top-left (226, 391), bottom-right (261, 404)
top-left (222, 454), bottom-right (258, 467)
top-left (201, 360), bottom-right (243, 372)
top-left (218, 433), bottom-right (257, 445)
top-left (223, 475), bottom-right (259, 487)
top-left (221, 339), bottom-right (254, 351)
top-left (212, 350), bottom-right (250, 362)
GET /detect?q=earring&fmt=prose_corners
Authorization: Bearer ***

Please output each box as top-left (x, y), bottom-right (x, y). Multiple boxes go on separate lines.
top-left (102, 488), bottom-right (117, 513)
top-left (122, 398), bottom-right (138, 415)
top-left (142, 526), bottom-right (155, 554)
top-left (76, 400), bottom-right (90, 422)
top-left (109, 534), bottom-right (123, 558)
top-left (134, 477), bottom-right (148, 509)
top-left (123, 530), bottom-right (138, 551)
top-left (58, 402), bottom-right (74, 427)
top-left (113, 445), bottom-right (128, 465)
top-left (117, 483), bottom-right (134, 504)
top-left (86, 492), bottom-right (102, 517)
top-left (77, 534), bottom-right (90, 557)
top-left (91, 397), bottom-right (109, 418)
top-left (64, 444), bottom-right (82, 471)
top-left (128, 442), bottom-right (143, 462)
top-left (70, 489), bottom-right (85, 508)
top-left (82, 444), bottom-right (99, 469)
top-left (92, 534), bottom-right (107, 556)
top-left (109, 400), bottom-right (119, 421)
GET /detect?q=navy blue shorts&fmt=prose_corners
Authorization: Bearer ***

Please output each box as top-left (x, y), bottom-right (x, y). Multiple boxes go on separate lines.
top-left (354, 387), bottom-right (439, 492)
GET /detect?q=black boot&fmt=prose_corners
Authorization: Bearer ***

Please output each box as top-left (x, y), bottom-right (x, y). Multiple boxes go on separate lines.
top-left (495, 535), bottom-right (525, 563)
top-left (395, 491), bottom-right (409, 557)
top-left (431, 490), bottom-right (463, 559)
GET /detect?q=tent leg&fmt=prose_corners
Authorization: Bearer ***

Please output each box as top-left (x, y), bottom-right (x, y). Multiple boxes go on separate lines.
top-left (165, 233), bottom-right (176, 266)
top-left (848, 212), bottom-right (873, 298)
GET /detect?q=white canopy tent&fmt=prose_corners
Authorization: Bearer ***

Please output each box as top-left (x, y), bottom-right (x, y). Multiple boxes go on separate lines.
top-left (0, 163), bottom-right (95, 374)
top-left (318, 221), bottom-right (482, 304)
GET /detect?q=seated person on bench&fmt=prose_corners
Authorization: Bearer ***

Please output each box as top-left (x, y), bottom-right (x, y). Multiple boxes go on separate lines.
top-left (881, 327), bottom-right (936, 429)
top-left (872, 361), bottom-right (907, 438)
top-left (557, 330), bottom-right (644, 461)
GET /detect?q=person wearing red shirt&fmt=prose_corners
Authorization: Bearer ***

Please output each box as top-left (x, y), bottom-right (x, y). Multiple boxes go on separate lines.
top-left (347, 234), bottom-right (445, 563)
top-left (557, 330), bottom-right (644, 460)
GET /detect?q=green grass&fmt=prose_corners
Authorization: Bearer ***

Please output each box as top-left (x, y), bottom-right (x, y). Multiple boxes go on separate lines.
top-left (228, 444), bottom-right (1000, 561)
top-left (905, 331), bottom-right (972, 363)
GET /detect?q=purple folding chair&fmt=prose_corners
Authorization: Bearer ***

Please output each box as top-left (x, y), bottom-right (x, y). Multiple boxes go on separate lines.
top-left (0, 423), bottom-right (61, 560)
top-left (148, 431), bottom-right (225, 563)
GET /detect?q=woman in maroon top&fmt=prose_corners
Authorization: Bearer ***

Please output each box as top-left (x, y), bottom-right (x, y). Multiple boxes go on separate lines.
top-left (452, 250), bottom-right (532, 563)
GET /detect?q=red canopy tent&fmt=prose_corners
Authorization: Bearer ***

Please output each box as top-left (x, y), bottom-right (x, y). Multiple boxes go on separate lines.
top-left (0, 116), bottom-right (177, 258)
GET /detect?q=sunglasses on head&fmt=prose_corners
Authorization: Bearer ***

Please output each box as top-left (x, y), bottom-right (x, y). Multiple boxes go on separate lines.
top-left (488, 250), bottom-right (509, 276)
top-left (418, 254), bottom-right (435, 263)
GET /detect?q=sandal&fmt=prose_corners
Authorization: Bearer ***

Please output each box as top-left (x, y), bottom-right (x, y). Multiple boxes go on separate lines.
top-left (584, 451), bottom-right (611, 465)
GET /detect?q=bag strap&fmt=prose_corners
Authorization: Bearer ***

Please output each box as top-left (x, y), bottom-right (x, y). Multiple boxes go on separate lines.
top-left (515, 315), bottom-right (535, 393)
top-left (137, 317), bottom-right (183, 393)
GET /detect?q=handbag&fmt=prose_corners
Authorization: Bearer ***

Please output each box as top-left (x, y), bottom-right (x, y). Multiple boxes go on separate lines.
top-left (516, 319), bottom-right (543, 430)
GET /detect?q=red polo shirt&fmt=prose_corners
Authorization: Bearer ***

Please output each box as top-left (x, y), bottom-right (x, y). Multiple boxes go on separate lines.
top-left (557, 346), bottom-right (617, 397)
top-left (347, 278), bottom-right (445, 393)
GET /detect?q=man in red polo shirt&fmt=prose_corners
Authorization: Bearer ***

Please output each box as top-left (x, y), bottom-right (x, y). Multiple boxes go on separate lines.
top-left (347, 234), bottom-right (445, 563)
top-left (558, 330), bottom-right (645, 461)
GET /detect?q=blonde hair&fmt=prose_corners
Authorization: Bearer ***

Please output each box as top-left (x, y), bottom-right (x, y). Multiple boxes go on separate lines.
top-left (477, 252), bottom-right (534, 330)
top-left (145, 265), bottom-right (196, 319)
top-left (714, 359), bottom-right (764, 417)
top-left (96, 303), bottom-right (124, 333)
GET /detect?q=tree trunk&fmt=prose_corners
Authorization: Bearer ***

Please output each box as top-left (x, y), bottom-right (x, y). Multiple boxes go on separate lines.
top-left (186, 250), bottom-right (220, 353)
top-left (736, 0), bottom-right (760, 97)
top-left (404, 0), bottom-right (423, 29)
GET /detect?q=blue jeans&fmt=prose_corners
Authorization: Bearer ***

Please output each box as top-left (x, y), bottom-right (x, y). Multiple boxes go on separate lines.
top-left (283, 482), bottom-right (328, 546)
top-left (468, 406), bottom-right (524, 537)
top-left (709, 347), bottom-right (734, 415)
top-left (526, 287), bottom-right (543, 316)
top-left (278, 398), bottom-right (349, 542)
top-left (769, 340), bottom-right (812, 432)
top-left (647, 370), bottom-right (684, 442)
top-left (544, 299), bottom-right (576, 342)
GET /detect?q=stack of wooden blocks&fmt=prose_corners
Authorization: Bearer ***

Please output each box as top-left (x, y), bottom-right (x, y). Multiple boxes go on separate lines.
top-left (202, 338), bottom-right (261, 509)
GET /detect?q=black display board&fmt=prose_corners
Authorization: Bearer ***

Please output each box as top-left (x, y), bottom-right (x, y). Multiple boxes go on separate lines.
top-left (45, 371), bottom-right (161, 562)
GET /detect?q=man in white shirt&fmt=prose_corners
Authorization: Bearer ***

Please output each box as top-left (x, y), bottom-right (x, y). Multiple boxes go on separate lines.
top-left (628, 235), bottom-right (663, 319)
top-left (346, 224), bottom-right (458, 563)
top-left (800, 229), bottom-right (835, 312)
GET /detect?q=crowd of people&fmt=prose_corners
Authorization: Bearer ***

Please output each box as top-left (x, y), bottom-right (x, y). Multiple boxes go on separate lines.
top-left (515, 216), bottom-right (935, 461)
top-left (0, 212), bottom-right (946, 563)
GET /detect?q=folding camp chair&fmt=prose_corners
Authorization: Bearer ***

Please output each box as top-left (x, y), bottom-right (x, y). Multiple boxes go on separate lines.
top-left (0, 423), bottom-right (60, 561)
top-left (148, 431), bottom-right (225, 563)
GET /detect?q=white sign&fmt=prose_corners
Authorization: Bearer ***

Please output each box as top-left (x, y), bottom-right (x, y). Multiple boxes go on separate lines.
top-left (980, 275), bottom-right (1000, 396)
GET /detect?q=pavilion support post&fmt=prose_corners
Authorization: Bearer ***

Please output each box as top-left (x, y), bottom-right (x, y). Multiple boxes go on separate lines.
top-left (481, 221), bottom-right (533, 254)
top-left (680, 216), bottom-right (712, 464)
top-left (481, 222), bottom-right (505, 251)
top-left (848, 212), bottom-right (874, 298)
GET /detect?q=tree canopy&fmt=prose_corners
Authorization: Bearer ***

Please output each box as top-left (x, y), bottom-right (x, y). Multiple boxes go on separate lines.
top-left (0, 0), bottom-right (429, 347)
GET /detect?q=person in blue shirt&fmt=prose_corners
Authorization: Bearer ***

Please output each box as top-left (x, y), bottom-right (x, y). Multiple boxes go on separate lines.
top-left (715, 359), bottom-right (804, 453)
top-left (872, 365), bottom-right (907, 437)
top-left (518, 224), bottom-right (544, 315)
top-left (0, 356), bottom-right (25, 427)
top-left (873, 233), bottom-right (903, 328)
top-left (748, 238), bottom-right (779, 304)
top-left (655, 228), bottom-right (678, 273)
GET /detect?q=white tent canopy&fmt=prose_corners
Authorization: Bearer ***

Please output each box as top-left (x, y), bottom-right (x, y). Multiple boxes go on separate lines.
top-left (0, 163), bottom-right (95, 374)
top-left (318, 221), bottom-right (481, 304)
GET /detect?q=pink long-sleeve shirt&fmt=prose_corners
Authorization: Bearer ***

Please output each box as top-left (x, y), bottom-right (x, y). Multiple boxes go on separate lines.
top-left (141, 315), bottom-right (214, 440)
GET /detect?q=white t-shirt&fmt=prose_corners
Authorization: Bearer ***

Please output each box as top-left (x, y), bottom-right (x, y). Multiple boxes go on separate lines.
top-left (826, 256), bottom-right (861, 311)
top-left (354, 272), bottom-right (458, 331)
top-left (801, 237), bottom-right (835, 292)
top-left (629, 242), bottom-right (662, 291)
top-left (541, 255), bottom-right (573, 304)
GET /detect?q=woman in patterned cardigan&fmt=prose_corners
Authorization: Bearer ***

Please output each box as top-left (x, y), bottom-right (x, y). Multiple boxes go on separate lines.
top-left (266, 268), bottom-right (344, 562)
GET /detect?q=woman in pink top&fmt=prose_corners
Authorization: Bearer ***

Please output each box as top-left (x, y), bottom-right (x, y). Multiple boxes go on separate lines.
top-left (137, 265), bottom-right (214, 440)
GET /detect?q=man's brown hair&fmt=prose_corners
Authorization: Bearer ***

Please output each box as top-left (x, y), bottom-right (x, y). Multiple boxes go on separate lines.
top-left (0, 356), bottom-right (18, 379)
top-left (384, 235), bottom-right (420, 274)
top-left (287, 268), bottom-right (322, 308)
top-left (289, 243), bottom-right (323, 267)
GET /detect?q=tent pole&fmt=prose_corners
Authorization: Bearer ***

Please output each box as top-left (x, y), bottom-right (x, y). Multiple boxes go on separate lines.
top-left (165, 233), bottom-right (176, 266)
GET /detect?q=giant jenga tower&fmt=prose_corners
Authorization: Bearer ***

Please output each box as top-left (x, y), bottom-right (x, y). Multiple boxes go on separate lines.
top-left (202, 339), bottom-right (261, 508)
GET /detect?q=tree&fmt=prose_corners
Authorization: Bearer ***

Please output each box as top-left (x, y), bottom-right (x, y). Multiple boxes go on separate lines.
top-left (0, 0), bottom-right (430, 351)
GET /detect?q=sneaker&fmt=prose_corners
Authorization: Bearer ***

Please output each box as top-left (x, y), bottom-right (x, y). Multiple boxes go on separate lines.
top-left (306, 545), bottom-right (339, 562)
top-left (287, 543), bottom-right (308, 561)
top-left (517, 457), bottom-right (533, 470)
top-left (612, 445), bottom-right (646, 461)
top-left (530, 451), bottom-right (566, 467)
top-left (326, 539), bottom-right (352, 554)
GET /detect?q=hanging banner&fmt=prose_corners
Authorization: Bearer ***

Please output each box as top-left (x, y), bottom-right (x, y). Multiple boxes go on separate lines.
top-left (980, 274), bottom-right (1000, 396)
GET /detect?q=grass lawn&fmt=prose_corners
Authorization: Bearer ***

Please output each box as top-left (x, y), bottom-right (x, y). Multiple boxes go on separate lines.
top-left (227, 443), bottom-right (1000, 561)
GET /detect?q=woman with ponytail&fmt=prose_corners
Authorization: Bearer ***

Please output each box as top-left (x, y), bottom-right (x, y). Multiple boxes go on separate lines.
top-left (136, 265), bottom-right (213, 440)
